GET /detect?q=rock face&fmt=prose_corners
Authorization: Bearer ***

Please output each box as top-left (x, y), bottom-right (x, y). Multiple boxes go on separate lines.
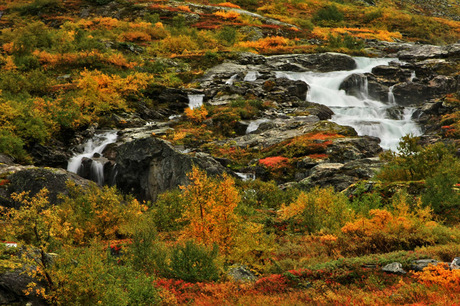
top-left (115, 137), bottom-right (233, 202)
top-left (0, 165), bottom-right (92, 208)
top-left (0, 269), bottom-right (47, 306)
top-left (382, 262), bottom-right (406, 274)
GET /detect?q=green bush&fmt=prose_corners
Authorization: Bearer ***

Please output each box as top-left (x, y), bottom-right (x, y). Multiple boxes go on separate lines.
top-left (0, 129), bottom-right (29, 163)
top-left (149, 190), bottom-right (186, 232)
top-left (12, 0), bottom-right (62, 16)
top-left (328, 33), bottom-right (365, 50)
top-left (312, 5), bottom-right (344, 25)
top-left (377, 136), bottom-right (457, 182)
top-left (421, 156), bottom-right (460, 222)
top-left (155, 241), bottom-right (220, 283)
top-left (217, 27), bottom-right (239, 47)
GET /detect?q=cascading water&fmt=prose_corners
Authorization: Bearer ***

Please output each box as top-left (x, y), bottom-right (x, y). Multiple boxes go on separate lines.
top-left (67, 131), bottom-right (118, 184)
top-left (276, 57), bottom-right (422, 151)
top-left (188, 94), bottom-right (205, 109)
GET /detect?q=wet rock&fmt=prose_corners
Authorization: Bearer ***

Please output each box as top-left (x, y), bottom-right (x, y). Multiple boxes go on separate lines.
top-left (382, 262), bottom-right (406, 274)
top-left (115, 137), bottom-right (233, 202)
top-left (392, 75), bottom-right (459, 106)
top-left (30, 142), bottom-right (71, 169)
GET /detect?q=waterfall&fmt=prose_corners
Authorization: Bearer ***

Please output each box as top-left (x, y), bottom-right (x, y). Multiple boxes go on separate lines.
top-left (246, 118), bottom-right (270, 134)
top-left (409, 71), bottom-right (416, 82)
top-left (67, 131), bottom-right (118, 184)
top-left (188, 94), bottom-right (205, 109)
top-left (244, 71), bottom-right (261, 82)
top-left (225, 74), bottom-right (238, 85)
top-left (276, 57), bottom-right (422, 151)
top-left (388, 85), bottom-right (396, 104)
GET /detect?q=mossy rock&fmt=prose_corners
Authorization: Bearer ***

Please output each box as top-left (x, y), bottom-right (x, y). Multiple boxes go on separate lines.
top-left (311, 121), bottom-right (357, 136)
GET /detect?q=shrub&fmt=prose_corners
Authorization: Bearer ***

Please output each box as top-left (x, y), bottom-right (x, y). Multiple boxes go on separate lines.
top-left (339, 193), bottom-right (459, 256)
top-left (148, 189), bottom-right (186, 232)
top-left (312, 5), bottom-right (344, 25)
top-left (377, 136), bottom-right (457, 182)
top-left (279, 186), bottom-right (353, 234)
top-left (156, 241), bottom-right (220, 283)
top-left (421, 155), bottom-right (460, 222)
top-left (179, 167), bottom-right (240, 254)
top-left (217, 26), bottom-right (239, 46)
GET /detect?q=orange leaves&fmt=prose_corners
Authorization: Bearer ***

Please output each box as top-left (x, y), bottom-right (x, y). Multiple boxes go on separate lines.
top-left (416, 263), bottom-right (460, 290)
top-left (217, 2), bottom-right (241, 9)
top-left (184, 106), bottom-right (208, 123)
top-left (238, 36), bottom-right (291, 53)
top-left (214, 10), bottom-right (241, 20)
top-left (179, 167), bottom-right (240, 255)
top-left (121, 31), bottom-right (152, 42)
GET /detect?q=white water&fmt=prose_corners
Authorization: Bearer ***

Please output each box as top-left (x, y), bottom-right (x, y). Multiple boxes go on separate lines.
top-left (246, 118), bottom-right (270, 134)
top-left (244, 71), bottom-right (261, 82)
top-left (188, 94), bottom-right (205, 109)
top-left (276, 57), bottom-right (422, 151)
top-left (67, 131), bottom-right (118, 184)
top-left (388, 85), bottom-right (396, 104)
top-left (225, 74), bottom-right (238, 85)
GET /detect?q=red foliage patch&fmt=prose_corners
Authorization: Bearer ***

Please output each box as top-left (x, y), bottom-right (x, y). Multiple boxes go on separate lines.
top-left (259, 156), bottom-right (289, 169)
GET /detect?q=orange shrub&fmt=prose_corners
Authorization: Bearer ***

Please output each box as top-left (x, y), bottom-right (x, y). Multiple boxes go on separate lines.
top-left (218, 2), bottom-right (241, 9)
top-left (214, 10), bottom-right (241, 20)
top-left (416, 263), bottom-right (460, 290)
top-left (184, 106), bottom-right (208, 123)
top-left (122, 31), bottom-right (152, 42)
top-left (238, 36), bottom-right (291, 52)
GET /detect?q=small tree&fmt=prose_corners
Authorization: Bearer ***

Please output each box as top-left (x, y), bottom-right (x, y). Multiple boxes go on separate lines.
top-left (179, 167), bottom-right (240, 255)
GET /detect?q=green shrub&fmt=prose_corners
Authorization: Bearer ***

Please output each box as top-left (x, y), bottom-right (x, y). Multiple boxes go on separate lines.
top-left (0, 129), bottom-right (29, 163)
top-left (328, 33), bottom-right (365, 50)
top-left (155, 241), bottom-right (220, 283)
top-left (149, 190), bottom-right (186, 232)
top-left (217, 27), bottom-right (239, 46)
top-left (12, 0), bottom-right (62, 16)
top-left (421, 156), bottom-right (460, 222)
top-left (377, 136), bottom-right (457, 182)
top-left (49, 243), bottom-right (161, 305)
top-left (312, 5), bottom-right (344, 25)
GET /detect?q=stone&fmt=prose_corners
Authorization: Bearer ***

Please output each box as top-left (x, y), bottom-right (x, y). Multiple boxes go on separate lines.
top-left (227, 266), bottom-right (257, 282)
top-left (382, 262), bottom-right (406, 274)
top-left (1, 167), bottom-right (92, 208)
top-left (411, 259), bottom-right (439, 272)
top-left (451, 257), bottom-right (460, 270)
top-left (115, 137), bottom-right (233, 202)
top-left (0, 269), bottom-right (47, 306)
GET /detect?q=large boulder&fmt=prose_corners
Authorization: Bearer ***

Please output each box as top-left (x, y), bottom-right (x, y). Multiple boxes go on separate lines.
top-left (115, 137), bottom-right (233, 202)
top-left (266, 52), bottom-right (357, 72)
top-left (298, 157), bottom-right (382, 191)
top-left (0, 269), bottom-right (47, 306)
top-left (0, 165), bottom-right (92, 208)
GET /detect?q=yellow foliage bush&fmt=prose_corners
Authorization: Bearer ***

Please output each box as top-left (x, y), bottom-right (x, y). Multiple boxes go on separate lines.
top-left (214, 10), bottom-right (241, 20)
top-left (238, 36), bottom-right (291, 53)
top-left (339, 195), bottom-right (458, 255)
top-left (184, 106), bottom-right (208, 123)
top-left (279, 187), bottom-right (353, 234)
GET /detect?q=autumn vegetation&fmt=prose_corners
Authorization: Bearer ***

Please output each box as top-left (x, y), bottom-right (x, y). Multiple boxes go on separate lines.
top-left (0, 0), bottom-right (460, 305)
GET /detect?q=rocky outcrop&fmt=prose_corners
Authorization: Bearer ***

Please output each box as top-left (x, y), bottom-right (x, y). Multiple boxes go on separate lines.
top-left (298, 157), bottom-right (383, 191)
top-left (0, 268), bottom-right (47, 306)
top-left (115, 137), bottom-right (233, 202)
top-left (265, 53), bottom-right (357, 72)
top-left (0, 164), bottom-right (92, 208)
